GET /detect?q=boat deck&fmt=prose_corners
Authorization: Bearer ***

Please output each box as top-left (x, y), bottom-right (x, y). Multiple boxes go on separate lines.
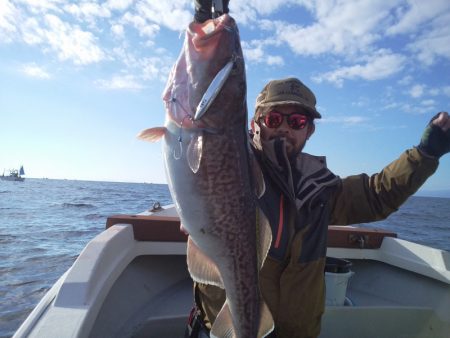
top-left (89, 255), bottom-right (191, 338)
top-left (100, 211), bottom-right (450, 338)
top-left (87, 249), bottom-right (449, 338)
top-left (14, 207), bottom-right (450, 338)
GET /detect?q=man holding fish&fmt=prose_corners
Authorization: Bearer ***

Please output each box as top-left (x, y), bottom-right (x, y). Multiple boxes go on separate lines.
top-left (140, 1), bottom-right (450, 337)
top-left (190, 76), bottom-right (450, 338)
top-left (182, 4), bottom-right (450, 338)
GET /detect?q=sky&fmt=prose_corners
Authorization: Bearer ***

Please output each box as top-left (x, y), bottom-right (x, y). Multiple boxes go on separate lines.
top-left (1, 0), bottom-right (450, 196)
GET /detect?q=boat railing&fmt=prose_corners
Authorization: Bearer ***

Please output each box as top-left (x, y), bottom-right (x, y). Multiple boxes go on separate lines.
top-left (106, 214), bottom-right (397, 249)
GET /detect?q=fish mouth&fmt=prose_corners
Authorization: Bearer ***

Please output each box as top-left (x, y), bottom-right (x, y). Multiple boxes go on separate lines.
top-left (164, 14), bottom-right (236, 133)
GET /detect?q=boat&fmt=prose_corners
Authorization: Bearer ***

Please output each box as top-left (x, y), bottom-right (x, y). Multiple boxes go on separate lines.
top-left (1, 166), bottom-right (25, 182)
top-left (13, 204), bottom-right (450, 338)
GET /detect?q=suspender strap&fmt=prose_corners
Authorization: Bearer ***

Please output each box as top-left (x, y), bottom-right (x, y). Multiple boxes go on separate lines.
top-left (185, 285), bottom-right (211, 338)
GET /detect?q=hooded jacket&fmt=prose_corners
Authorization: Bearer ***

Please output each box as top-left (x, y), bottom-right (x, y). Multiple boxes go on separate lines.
top-left (196, 132), bottom-right (439, 338)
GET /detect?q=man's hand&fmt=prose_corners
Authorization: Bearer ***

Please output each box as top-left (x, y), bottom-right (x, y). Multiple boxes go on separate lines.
top-left (418, 112), bottom-right (450, 158)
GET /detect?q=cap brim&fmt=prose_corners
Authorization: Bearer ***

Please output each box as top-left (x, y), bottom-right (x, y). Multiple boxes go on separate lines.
top-left (257, 100), bottom-right (321, 119)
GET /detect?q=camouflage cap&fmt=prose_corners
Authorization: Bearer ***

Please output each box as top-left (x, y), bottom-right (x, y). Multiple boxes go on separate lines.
top-left (255, 77), bottom-right (321, 119)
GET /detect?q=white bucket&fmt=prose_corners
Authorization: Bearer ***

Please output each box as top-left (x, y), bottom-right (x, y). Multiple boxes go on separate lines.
top-left (325, 270), bottom-right (354, 306)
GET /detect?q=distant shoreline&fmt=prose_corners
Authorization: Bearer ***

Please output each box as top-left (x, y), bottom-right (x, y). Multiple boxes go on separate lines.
top-left (415, 190), bottom-right (450, 199)
top-left (6, 177), bottom-right (450, 199)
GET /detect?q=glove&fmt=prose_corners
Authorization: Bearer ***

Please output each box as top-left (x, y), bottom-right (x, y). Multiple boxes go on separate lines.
top-left (194, 0), bottom-right (212, 23)
top-left (194, 0), bottom-right (230, 23)
top-left (418, 113), bottom-right (450, 158)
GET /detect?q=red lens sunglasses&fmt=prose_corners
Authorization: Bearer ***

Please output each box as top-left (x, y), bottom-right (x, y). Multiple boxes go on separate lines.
top-left (262, 111), bottom-right (309, 130)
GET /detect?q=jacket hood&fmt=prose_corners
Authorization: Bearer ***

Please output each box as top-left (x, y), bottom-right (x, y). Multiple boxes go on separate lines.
top-left (251, 126), bottom-right (340, 210)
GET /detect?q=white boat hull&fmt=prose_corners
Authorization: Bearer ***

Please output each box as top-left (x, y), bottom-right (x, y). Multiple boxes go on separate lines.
top-left (13, 206), bottom-right (450, 338)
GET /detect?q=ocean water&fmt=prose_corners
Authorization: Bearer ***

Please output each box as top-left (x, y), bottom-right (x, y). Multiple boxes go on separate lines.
top-left (1, 178), bottom-right (449, 337)
top-left (0, 179), bottom-right (172, 338)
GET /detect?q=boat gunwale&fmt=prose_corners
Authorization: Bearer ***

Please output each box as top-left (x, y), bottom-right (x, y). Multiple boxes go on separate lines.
top-left (106, 213), bottom-right (397, 249)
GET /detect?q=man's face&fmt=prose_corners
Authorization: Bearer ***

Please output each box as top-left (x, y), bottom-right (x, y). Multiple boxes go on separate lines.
top-left (255, 104), bottom-right (315, 157)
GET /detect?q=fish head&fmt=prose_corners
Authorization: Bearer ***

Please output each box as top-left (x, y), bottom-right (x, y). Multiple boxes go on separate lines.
top-left (163, 14), bottom-right (247, 131)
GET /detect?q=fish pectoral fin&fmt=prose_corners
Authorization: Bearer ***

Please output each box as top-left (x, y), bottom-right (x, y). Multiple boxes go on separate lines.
top-left (187, 133), bottom-right (203, 173)
top-left (257, 209), bottom-right (272, 270)
top-left (187, 237), bottom-right (224, 288)
top-left (259, 300), bottom-right (275, 338)
top-left (137, 127), bottom-right (167, 142)
top-left (210, 301), bottom-right (234, 338)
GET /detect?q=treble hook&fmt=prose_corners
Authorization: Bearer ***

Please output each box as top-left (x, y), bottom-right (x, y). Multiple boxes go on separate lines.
top-left (170, 97), bottom-right (194, 160)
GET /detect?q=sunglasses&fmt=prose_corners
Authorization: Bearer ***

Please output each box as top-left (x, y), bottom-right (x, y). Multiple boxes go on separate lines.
top-left (262, 111), bottom-right (309, 130)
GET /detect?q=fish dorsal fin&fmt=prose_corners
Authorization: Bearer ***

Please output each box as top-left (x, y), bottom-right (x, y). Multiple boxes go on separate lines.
top-left (187, 133), bottom-right (203, 173)
top-left (137, 127), bottom-right (166, 142)
top-left (210, 301), bottom-right (234, 338)
top-left (257, 209), bottom-right (272, 270)
top-left (187, 237), bottom-right (224, 288)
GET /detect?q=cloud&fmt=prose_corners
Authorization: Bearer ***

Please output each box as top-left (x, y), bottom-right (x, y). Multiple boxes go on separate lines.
top-left (406, 84), bottom-right (450, 100)
top-left (341, 116), bottom-right (369, 125)
top-left (64, 2), bottom-right (111, 23)
top-left (135, 1), bottom-right (192, 32)
top-left (408, 13), bottom-right (450, 65)
top-left (18, 0), bottom-right (65, 14)
top-left (421, 99), bottom-right (436, 107)
top-left (266, 1), bottom-right (401, 56)
top-left (235, 0), bottom-right (286, 15)
top-left (429, 88), bottom-right (440, 96)
top-left (111, 45), bottom-right (173, 80)
top-left (253, 0), bottom-right (450, 61)
top-left (95, 74), bottom-right (144, 90)
top-left (105, 0), bottom-right (134, 12)
top-left (398, 75), bottom-right (413, 86)
top-left (266, 55), bottom-right (284, 66)
top-left (352, 97), bottom-right (371, 108)
top-left (387, 0), bottom-right (450, 35)
top-left (382, 102), bottom-right (401, 111)
top-left (320, 115), bottom-right (370, 127)
top-left (4, 2), bottom-right (107, 65)
top-left (20, 63), bottom-right (51, 79)
top-left (111, 24), bottom-right (124, 39)
top-left (95, 51), bottom-right (174, 90)
top-left (2, 0), bottom-right (449, 96)
top-left (400, 103), bottom-right (436, 115)
top-left (140, 56), bottom-right (174, 81)
top-left (228, 0), bottom-right (291, 25)
top-left (383, 1), bottom-right (450, 65)
top-left (41, 14), bottom-right (106, 64)
top-left (443, 86), bottom-right (450, 97)
top-left (242, 39), bottom-right (284, 67)
top-left (0, 0), bottom-right (19, 42)
top-left (237, 1), bottom-right (450, 84)
top-left (121, 12), bottom-right (160, 40)
top-left (409, 84), bottom-right (425, 98)
top-left (312, 50), bottom-right (406, 87)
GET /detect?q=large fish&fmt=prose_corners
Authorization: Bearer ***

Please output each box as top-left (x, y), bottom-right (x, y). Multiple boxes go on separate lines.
top-left (139, 14), bottom-right (273, 338)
